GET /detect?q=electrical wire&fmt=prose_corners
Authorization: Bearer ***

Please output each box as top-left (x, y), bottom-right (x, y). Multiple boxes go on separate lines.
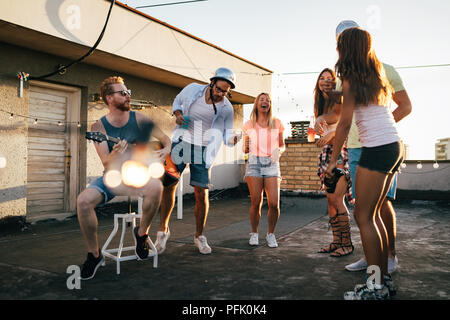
top-left (135, 0), bottom-right (208, 9)
top-left (279, 63), bottom-right (450, 76)
top-left (30, 0), bottom-right (116, 80)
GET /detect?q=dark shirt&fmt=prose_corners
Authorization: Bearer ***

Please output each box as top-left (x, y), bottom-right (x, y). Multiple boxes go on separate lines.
top-left (100, 111), bottom-right (154, 152)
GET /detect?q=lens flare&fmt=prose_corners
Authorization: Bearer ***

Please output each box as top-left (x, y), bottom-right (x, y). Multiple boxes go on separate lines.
top-left (121, 160), bottom-right (150, 188)
top-left (0, 156), bottom-right (6, 168)
top-left (148, 162), bottom-right (165, 178)
top-left (104, 169), bottom-right (122, 188)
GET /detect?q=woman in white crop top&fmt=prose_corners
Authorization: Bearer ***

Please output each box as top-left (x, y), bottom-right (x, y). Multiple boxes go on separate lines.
top-left (313, 68), bottom-right (354, 258)
top-left (326, 28), bottom-right (405, 300)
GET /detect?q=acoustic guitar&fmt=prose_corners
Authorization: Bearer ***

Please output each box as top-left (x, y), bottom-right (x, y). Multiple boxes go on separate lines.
top-left (85, 131), bottom-right (180, 187)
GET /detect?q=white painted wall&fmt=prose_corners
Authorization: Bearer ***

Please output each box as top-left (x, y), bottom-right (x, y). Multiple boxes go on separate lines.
top-left (397, 161), bottom-right (450, 191)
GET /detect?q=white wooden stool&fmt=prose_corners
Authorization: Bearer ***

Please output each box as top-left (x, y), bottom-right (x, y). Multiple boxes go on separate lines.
top-left (102, 197), bottom-right (158, 274)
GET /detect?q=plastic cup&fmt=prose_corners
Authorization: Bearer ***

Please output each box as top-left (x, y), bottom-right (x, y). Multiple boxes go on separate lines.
top-left (181, 115), bottom-right (189, 129)
top-left (307, 127), bottom-right (315, 142)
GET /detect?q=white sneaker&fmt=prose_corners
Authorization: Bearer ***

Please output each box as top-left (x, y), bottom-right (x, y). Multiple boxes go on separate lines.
top-left (249, 233), bottom-right (259, 246)
top-left (155, 228), bottom-right (170, 254)
top-left (194, 235), bottom-right (212, 254)
top-left (345, 258), bottom-right (368, 272)
top-left (388, 256), bottom-right (398, 274)
top-left (266, 233), bottom-right (278, 248)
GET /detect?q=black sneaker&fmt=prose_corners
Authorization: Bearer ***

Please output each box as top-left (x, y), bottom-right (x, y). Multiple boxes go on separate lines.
top-left (80, 250), bottom-right (105, 280)
top-left (384, 275), bottom-right (397, 296)
top-left (133, 226), bottom-right (150, 260)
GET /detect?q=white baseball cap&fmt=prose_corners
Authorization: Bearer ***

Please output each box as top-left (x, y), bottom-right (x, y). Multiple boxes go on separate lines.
top-left (336, 20), bottom-right (360, 40)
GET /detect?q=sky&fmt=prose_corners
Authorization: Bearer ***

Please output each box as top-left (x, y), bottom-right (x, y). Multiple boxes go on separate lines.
top-left (124, 0), bottom-right (450, 160)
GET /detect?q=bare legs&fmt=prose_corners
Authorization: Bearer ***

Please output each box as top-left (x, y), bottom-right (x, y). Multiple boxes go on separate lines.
top-left (159, 183), bottom-right (209, 238)
top-left (353, 166), bottom-right (394, 276)
top-left (246, 176), bottom-right (280, 235)
top-left (380, 199), bottom-right (397, 259)
top-left (318, 163), bottom-right (353, 256)
top-left (77, 179), bottom-right (163, 257)
top-left (77, 189), bottom-right (104, 257)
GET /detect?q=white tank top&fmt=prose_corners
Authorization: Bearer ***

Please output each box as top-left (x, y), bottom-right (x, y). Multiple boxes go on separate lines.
top-left (182, 91), bottom-right (222, 146)
top-left (353, 104), bottom-right (400, 148)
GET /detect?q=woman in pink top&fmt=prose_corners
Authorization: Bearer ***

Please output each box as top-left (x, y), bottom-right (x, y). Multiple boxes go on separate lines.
top-left (243, 93), bottom-right (285, 248)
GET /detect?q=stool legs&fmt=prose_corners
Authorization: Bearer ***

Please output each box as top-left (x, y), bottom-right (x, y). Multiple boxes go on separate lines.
top-left (102, 198), bottom-right (158, 274)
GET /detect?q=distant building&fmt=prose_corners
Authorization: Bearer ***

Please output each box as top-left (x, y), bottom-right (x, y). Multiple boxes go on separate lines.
top-left (435, 138), bottom-right (450, 160)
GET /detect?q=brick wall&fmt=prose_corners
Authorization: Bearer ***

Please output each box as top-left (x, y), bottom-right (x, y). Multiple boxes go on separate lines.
top-left (280, 138), bottom-right (322, 192)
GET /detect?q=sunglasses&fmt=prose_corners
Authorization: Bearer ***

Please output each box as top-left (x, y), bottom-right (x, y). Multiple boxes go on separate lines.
top-left (213, 84), bottom-right (230, 95)
top-left (109, 89), bottom-right (131, 97)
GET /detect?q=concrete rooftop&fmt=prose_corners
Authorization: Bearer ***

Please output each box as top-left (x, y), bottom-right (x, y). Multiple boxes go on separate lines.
top-left (0, 189), bottom-right (449, 303)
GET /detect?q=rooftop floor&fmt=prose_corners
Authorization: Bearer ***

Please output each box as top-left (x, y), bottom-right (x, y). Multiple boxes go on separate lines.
top-left (0, 192), bottom-right (449, 301)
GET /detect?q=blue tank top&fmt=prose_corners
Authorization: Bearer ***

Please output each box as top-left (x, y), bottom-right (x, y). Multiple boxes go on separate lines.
top-left (100, 111), bottom-right (153, 152)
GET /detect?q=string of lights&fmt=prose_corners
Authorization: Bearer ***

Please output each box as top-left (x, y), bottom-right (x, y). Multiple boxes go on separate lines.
top-left (0, 100), bottom-right (174, 127)
top-left (400, 162), bottom-right (448, 173)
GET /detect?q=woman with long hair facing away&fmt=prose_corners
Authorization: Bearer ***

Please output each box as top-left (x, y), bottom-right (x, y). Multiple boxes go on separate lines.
top-left (243, 93), bottom-right (285, 248)
top-left (314, 68), bottom-right (354, 257)
top-left (326, 28), bottom-right (405, 300)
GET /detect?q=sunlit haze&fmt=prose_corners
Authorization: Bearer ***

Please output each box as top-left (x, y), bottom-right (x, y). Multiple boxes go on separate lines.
top-left (125, 0), bottom-right (450, 160)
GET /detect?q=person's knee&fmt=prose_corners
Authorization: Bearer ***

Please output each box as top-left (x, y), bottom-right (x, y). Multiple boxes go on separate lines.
top-left (327, 193), bottom-right (341, 209)
top-left (267, 201), bottom-right (279, 212)
top-left (144, 179), bottom-right (163, 200)
top-left (77, 192), bottom-right (96, 214)
top-left (380, 199), bottom-right (394, 216)
top-left (353, 207), bottom-right (372, 227)
top-left (250, 195), bottom-right (262, 208)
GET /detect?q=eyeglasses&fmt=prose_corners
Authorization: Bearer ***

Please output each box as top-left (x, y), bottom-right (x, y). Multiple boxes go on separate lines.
top-left (213, 84), bottom-right (230, 95)
top-left (109, 89), bottom-right (131, 97)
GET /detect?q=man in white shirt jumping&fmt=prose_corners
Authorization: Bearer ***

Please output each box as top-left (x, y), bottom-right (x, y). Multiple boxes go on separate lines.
top-left (155, 67), bottom-right (241, 254)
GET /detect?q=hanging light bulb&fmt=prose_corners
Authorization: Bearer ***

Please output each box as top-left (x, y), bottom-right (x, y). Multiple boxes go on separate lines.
top-left (0, 155), bottom-right (6, 168)
top-left (401, 163), bottom-right (407, 169)
top-left (58, 121), bottom-right (63, 126)
top-left (34, 119), bottom-right (38, 125)
top-left (9, 113), bottom-right (13, 119)
top-left (433, 162), bottom-right (439, 169)
top-left (77, 122), bottom-right (81, 128)
top-left (416, 162), bottom-right (422, 169)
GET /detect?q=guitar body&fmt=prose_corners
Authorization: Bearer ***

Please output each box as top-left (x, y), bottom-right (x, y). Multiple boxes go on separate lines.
top-left (149, 141), bottom-right (180, 187)
top-left (86, 131), bottom-right (179, 188)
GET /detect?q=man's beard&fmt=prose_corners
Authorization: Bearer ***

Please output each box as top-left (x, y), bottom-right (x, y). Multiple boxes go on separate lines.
top-left (212, 94), bottom-right (223, 103)
top-left (116, 101), bottom-right (130, 111)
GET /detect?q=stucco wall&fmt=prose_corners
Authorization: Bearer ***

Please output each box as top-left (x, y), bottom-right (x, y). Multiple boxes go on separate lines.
top-left (0, 42), bottom-right (245, 219)
top-left (0, 78), bottom-right (29, 219)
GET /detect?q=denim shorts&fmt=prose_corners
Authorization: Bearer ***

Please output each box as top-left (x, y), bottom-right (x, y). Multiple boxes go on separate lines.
top-left (171, 139), bottom-right (210, 189)
top-left (348, 145), bottom-right (400, 200)
top-left (87, 176), bottom-right (116, 206)
top-left (245, 155), bottom-right (281, 179)
top-left (359, 141), bottom-right (404, 173)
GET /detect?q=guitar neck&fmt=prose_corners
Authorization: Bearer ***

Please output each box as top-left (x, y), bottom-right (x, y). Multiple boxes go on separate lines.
top-left (105, 134), bottom-right (120, 144)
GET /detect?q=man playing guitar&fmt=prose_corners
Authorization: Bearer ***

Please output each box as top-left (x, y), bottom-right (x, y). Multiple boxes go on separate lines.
top-left (77, 76), bottom-right (171, 280)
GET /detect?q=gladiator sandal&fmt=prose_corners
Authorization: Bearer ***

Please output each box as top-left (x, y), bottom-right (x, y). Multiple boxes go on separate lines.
top-left (318, 214), bottom-right (341, 253)
top-left (330, 212), bottom-right (354, 257)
